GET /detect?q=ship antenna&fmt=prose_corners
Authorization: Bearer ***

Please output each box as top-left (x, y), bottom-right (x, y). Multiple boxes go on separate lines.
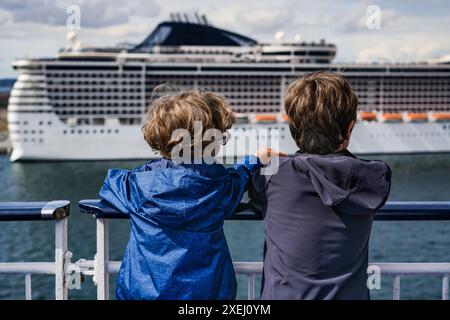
top-left (194, 12), bottom-right (202, 24)
top-left (176, 13), bottom-right (182, 22)
top-left (184, 13), bottom-right (190, 23)
top-left (170, 13), bottom-right (176, 21)
top-left (201, 14), bottom-right (208, 25)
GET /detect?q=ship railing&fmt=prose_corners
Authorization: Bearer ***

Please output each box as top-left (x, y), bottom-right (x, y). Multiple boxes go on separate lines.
top-left (1, 200), bottom-right (450, 300)
top-left (0, 201), bottom-right (70, 300)
top-left (78, 200), bottom-right (450, 300)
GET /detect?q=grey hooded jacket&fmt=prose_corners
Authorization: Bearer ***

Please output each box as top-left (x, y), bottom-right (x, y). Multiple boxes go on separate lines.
top-left (250, 150), bottom-right (391, 300)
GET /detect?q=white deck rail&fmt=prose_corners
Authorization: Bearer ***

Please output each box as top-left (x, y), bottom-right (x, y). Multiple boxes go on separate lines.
top-left (1, 200), bottom-right (450, 300)
top-left (79, 200), bottom-right (450, 300)
top-left (0, 201), bottom-right (70, 300)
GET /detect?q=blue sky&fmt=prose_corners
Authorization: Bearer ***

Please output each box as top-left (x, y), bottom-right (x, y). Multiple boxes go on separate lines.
top-left (0, 0), bottom-right (449, 77)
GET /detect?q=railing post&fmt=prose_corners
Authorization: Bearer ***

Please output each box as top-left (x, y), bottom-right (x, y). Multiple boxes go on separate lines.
top-left (247, 273), bottom-right (256, 300)
top-left (54, 217), bottom-right (68, 300)
top-left (95, 218), bottom-right (110, 300)
top-left (25, 274), bottom-right (32, 300)
top-left (442, 275), bottom-right (449, 300)
top-left (393, 275), bottom-right (401, 300)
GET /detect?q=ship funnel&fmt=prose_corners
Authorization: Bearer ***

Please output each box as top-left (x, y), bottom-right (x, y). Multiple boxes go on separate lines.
top-left (184, 13), bottom-right (189, 23)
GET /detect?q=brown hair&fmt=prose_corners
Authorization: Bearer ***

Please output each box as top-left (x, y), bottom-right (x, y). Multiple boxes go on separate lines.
top-left (284, 71), bottom-right (358, 154)
top-left (142, 86), bottom-right (235, 158)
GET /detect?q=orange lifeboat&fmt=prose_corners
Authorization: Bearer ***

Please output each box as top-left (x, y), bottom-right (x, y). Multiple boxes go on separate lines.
top-left (433, 112), bottom-right (450, 122)
top-left (382, 112), bottom-right (403, 122)
top-left (360, 111), bottom-right (377, 121)
top-left (407, 112), bottom-right (428, 122)
top-left (254, 114), bottom-right (277, 123)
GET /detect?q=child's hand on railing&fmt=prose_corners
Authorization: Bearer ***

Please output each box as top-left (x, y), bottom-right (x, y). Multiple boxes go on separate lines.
top-left (256, 148), bottom-right (288, 165)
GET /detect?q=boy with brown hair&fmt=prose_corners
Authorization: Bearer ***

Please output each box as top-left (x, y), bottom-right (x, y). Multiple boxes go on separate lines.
top-left (250, 71), bottom-right (392, 300)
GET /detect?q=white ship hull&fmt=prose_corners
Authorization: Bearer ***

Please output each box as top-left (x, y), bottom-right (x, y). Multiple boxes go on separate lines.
top-left (8, 111), bottom-right (450, 161)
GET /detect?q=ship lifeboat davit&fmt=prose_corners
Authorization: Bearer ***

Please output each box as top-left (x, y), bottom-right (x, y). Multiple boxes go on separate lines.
top-left (432, 112), bottom-right (450, 122)
top-left (381, 112), bottom-right (403, 122)
top-left (407, 112), bottom-right (428, 122)
top-left (359, 111), bottom-right (377, 121)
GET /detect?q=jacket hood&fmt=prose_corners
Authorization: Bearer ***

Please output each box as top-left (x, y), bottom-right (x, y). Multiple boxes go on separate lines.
top-left (291, 150), bottom-right (391, 215)
top-left (100, 159), bottom-right (233, 229)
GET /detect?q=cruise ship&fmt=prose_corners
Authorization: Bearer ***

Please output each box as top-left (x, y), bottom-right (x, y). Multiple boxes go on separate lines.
top-left (7, 14), bottom-right (450, 161)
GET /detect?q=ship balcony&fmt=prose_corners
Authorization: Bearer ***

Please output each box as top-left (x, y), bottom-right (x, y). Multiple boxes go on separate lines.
top-left (1, 200), bottom-right (450, 300)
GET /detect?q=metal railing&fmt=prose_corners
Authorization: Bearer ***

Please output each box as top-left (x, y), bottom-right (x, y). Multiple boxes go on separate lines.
top-left (1, 200), bottom-right (450, 300)
top-left (78, 199), bottom-right (450, 300)
top-left (0, 201), bottom-right (71, 300)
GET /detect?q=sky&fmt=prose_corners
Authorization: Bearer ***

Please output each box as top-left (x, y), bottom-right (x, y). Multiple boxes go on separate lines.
top-left (0, 0), bottom-right (449, 77)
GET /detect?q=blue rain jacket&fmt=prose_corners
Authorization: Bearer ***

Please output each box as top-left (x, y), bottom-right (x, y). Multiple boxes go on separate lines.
top-left (99, 156), bottom-right (261, 300)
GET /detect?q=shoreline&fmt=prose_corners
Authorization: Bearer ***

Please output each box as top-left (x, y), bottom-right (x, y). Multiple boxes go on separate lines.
top-left (0, 108), bottom-right (9, 154)
top-left (0, 138), bottom-right (11, 155)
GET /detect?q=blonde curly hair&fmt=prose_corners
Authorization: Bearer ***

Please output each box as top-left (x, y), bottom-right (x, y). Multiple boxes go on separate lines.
top-left (142, 85), bottom-right (235, 158)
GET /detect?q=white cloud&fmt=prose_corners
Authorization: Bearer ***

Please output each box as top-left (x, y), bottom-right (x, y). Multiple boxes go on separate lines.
top-left (0, 0), bottom-right (449, 77)
top-left (0, 0), bottom-right (160, 28)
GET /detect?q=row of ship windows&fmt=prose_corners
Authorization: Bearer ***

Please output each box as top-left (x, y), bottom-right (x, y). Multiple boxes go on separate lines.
top-left (48, 73), bottom-right (142, 78)
top-left (52, 79), bottom-right (281, 84)
top-left (55, 110), bottom-right (141, 115)
top-left (15, 100), bottom-right (450, 108)
top-left (351, 82), bottom-right (450, 86)
top-left (22, 75), bottom-right (450, 83)
top-left (43, 89), bottom-right (450, 96)
top-left (48, 81), bottom-right (142, 85)
top-left (62, 129), bottom-right (120, 135)
top-left (54, 109), bottom-right (280, 115)
top-left (237, 127), bottom-right (287, 132)
top-left (354, 88), bottom-right (450, 92)
top-left (12, 138), bottom-right (45, 143)
top-left (49, 94), bottom-right (282, 100)
top-left (48, 88), bottom-right (142, 93)
top-left (53, 104), bottom-right (141, 108)
top-left (17, 85), bottom-right (450, 94)
top-left (10, 130), bottom-right (44, 134)
top-left (52, 107), bottom-right (282, 114)
top-left (25, 77), bottom-right (450, 83)
top-left (47, 80), bottom-right (284, 86)
top-left (46, 74), bottom-right (282, 79)
top-left (358, 101), bottom-right (450, 105)
top-left (8, 121), bottom-right (52, 126)
top-left (51, 95), bottom-right (142, 100)
top-left (369, 131), bottom-right (450, 138)
top-left (31, 78), bottom-right (450, 85)
top-left (49, 101), bottom-right (281, 106)
top-left (44, 73), bottom-right (450, 80)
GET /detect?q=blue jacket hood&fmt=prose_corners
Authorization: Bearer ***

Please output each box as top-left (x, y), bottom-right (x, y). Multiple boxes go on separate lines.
top-left (102, 159), bottom-right (235, 231)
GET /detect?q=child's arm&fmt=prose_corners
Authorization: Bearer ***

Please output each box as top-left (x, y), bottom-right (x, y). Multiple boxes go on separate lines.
top-left (98, 160), bottom-right (167, 214)
top-left (225, 149), bottom-right (286, 218)
top-left (248, 170), bottom-right (268, 218)
top-left (98, 169), bottom-right (136, 215)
